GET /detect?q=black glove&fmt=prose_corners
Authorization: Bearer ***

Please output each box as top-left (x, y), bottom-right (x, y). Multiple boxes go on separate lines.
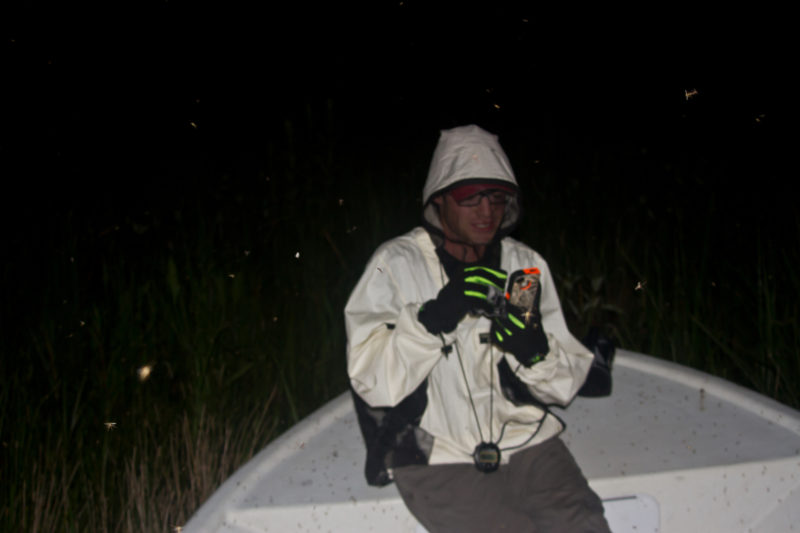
top-left (490, 268), bottom-right (549, 366)
top-left (490, 308), bottom-right (549, 366)
top-left (418, 266), bottom-right (507, 335)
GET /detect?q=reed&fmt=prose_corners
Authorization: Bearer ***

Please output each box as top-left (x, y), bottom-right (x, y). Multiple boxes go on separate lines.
top-left (2, 108), bottom-right (796, 531)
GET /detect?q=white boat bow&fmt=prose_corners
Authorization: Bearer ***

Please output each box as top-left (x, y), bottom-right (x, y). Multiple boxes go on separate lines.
top-left (183, 349), bottom-right (800, 532)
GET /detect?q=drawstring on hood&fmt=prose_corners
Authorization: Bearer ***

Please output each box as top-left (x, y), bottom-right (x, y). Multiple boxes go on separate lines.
top-left (422, 125), bottom-right (522, 249)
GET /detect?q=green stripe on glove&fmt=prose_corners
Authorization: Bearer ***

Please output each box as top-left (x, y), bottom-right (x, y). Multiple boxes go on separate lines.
top-left (418, 266), bottom-right (507, 335)
top-left (490, 308), bottom-right (549, 367)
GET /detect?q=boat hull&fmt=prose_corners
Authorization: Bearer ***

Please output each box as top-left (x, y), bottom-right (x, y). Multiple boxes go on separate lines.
top-left (183, 350), bottom-right (800, 532)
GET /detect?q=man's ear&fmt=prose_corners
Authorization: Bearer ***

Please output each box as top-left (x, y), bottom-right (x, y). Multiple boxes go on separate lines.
top-left (433, 195), bottom-right (443, 206)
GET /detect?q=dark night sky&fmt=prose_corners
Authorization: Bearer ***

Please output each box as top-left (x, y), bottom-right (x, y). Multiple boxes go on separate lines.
top-left (1, 1), bottom-right (792, 223)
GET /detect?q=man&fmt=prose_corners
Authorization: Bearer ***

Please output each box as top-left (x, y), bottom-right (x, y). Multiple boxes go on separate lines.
top-left (345, 125), bottom-right (610, 532)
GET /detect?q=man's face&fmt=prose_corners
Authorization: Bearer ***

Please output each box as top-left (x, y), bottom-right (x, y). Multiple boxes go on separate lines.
top-left (434, 188), bottom-right (507, 247)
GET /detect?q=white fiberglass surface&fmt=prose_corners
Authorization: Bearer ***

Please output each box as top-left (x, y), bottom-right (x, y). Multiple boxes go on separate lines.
top-left (183, 350), bottom-right (800, 533)
top-left (558, 351), bottom-right (800, 480)
top-left (225, 350), bottom-right (800, 511)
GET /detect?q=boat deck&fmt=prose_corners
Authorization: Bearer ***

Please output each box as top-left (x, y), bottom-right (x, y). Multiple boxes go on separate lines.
top-left (183, 350), bottom-right (800, 533)
top-left (558, 353), bottom-right (800, 477)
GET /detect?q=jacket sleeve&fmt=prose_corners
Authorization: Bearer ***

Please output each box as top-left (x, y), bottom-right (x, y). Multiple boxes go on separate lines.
top-left (507, 258), bottom-right (593, 406)
top-left (345, 247), bottom-right (449, 408)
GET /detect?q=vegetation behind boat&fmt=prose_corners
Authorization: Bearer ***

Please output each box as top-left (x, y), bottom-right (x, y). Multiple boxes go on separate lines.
top-left (1, 97), bottom-right (796, 531)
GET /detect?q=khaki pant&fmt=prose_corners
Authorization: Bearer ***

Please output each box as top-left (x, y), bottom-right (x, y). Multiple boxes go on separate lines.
top-left (394, 437), bottom-right (610, 533)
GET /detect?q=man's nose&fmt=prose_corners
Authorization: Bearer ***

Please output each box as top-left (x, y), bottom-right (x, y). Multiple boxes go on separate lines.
top-left (476, 195), bottom-right (492, 216)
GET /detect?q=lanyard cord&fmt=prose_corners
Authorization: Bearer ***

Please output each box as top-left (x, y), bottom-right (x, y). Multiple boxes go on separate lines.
top-left (438, 264), bottom-right (493, 445)
top-left (450, 334), bottom-right (549, 452)
top-left (489, 343), bottom-right (495, 443)
top-left (441, 333), bottom-right (492, 444)
top-left (497, 414), bottom-right (548, 452)
top-left (436, 263), bottom-right (552, 453)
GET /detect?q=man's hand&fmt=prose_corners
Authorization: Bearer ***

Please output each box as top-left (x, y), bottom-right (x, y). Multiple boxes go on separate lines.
top-left (490, 308), bottom-right (549, 366)
top-left (491, 268), bottom-right (549, 366)
top-left (418, 266), bottom-right (507, 335)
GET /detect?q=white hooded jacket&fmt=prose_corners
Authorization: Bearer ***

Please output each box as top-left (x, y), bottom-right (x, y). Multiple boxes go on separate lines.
top-left (345, 125), bottom-right (593, 481)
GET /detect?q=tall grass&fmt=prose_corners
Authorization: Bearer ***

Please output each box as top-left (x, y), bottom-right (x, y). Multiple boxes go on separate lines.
top-left (512, 130), bottom-right (799, 406)
top-left (2, 103), bottom-right (797, 531)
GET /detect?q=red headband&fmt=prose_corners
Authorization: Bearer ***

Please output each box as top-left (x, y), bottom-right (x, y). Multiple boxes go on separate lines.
top-left (448, 183), bottom-right (514, 202)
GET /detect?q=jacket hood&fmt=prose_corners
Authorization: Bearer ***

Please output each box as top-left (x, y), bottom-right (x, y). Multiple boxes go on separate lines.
top-left (422, 125), bottom-right (521, 241)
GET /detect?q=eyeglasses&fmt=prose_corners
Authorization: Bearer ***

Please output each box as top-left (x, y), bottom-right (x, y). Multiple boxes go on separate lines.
top-left (453, 190), bottom-right (510, 207)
